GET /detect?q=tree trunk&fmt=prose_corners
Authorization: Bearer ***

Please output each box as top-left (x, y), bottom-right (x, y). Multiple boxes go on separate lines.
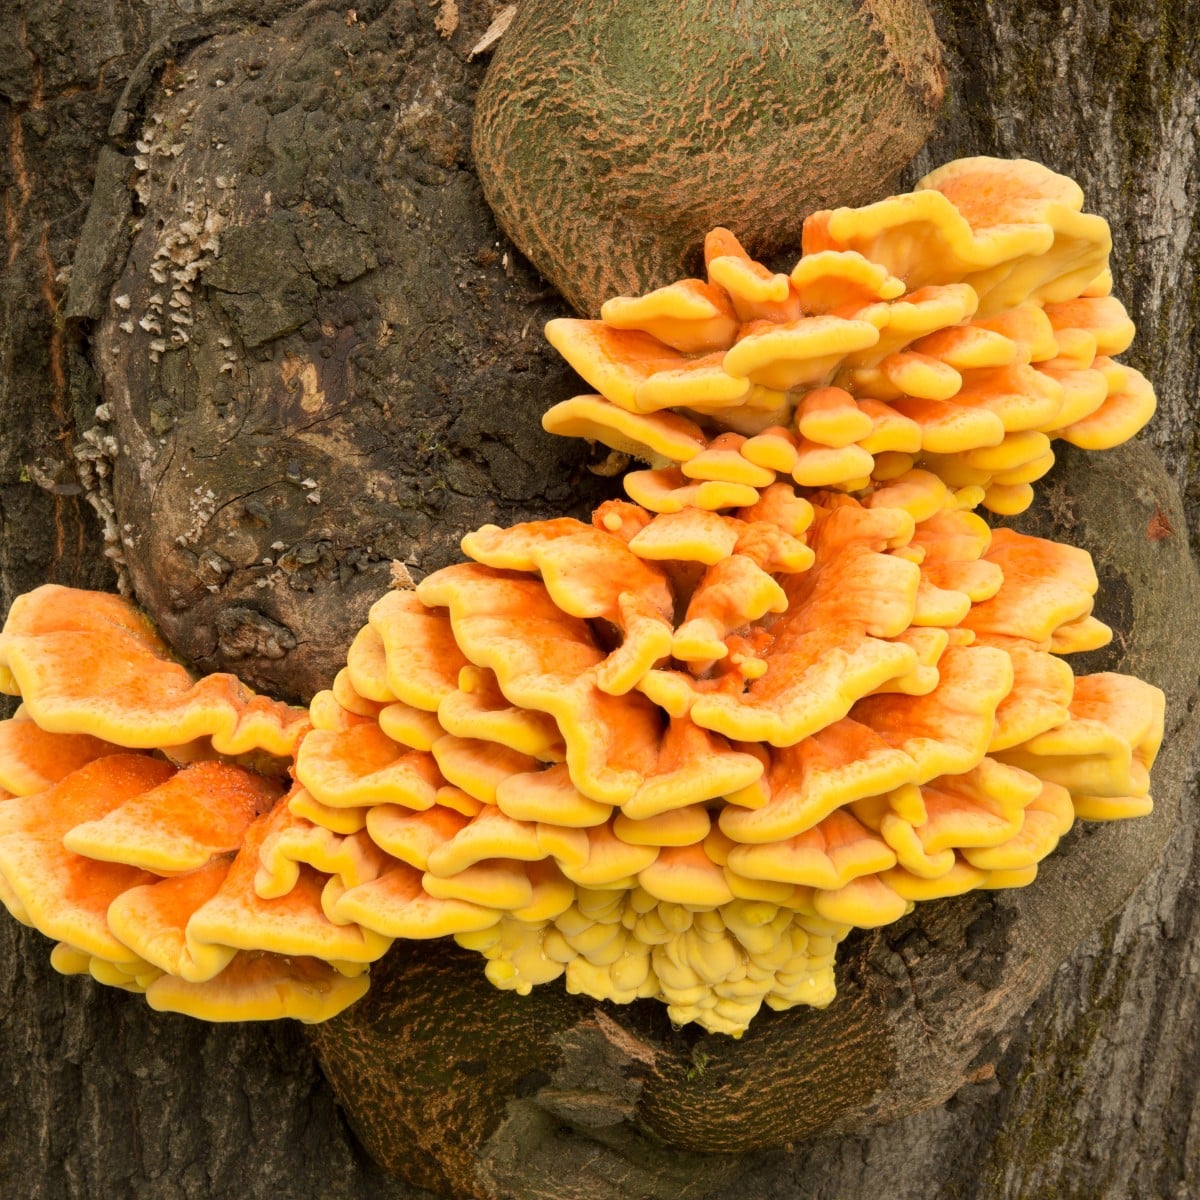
top-left (1, 2), bottom-right (1198, 1198)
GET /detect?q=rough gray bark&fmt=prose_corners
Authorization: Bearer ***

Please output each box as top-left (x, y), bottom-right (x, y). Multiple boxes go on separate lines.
top-left (0, 2), bottom-right (1198, 1199)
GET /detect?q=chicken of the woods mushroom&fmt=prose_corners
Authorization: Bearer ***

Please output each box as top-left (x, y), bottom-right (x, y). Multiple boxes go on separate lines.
top-left (0, 158), bottom-right (1164, 1035)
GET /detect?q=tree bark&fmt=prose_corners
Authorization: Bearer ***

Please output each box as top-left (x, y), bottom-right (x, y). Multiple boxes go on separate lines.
top-left (1, 2), bottom-right (1198, 1198)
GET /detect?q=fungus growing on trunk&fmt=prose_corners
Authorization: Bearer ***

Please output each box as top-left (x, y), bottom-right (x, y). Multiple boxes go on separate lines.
top-left (542, 159), bottom-right (1155, 515)
top-left (0, 158), bottom-right (1168, 1036)
top-left (280, 477), bottom-right (1159, 1035)
top-left (0, 477), bottom-right (1160, 1035)
top-left (0, 591), bottom-right (375, 1021)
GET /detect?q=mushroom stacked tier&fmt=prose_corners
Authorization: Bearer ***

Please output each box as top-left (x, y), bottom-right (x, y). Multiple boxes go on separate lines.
top-left (543, 157), bottom-right (1155, 517)
top-left (0, 157), bottom-right (1167, 1034)
top-left (0, 586), bottom-right (381, 1020)
top-left (289, 471), bottom-right (1161, 1035)
top-left (0, 470), bottom-right (1163, 1033)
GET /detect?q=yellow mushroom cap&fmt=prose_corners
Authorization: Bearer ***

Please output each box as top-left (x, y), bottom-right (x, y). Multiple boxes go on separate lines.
top-left (561, 822), bottom-right (660, 887)
top-left (727, 807), bottom-right (898, 891)
top-left (368, 588), bottom-right (468, 712)
top-left (705, 227), bottom-right (798, 323)
top-left (964, 529), bottom-right (1101, 643)
top-left (796, 387), bottom-right (876, 447)
top-left (1044, 295), bottom-right (1135, 356)
top-left (541, 394), bottom-right (708, 465)
top-left (788, 250), bottom-right (905, 316)
top-left (145, 951), bottom-right (369, 1023)
top-left (184, 801), bottom-right (392, 966)
top-left (294, 723), bottom-right (441, 811)
top-left (427, 806), bottom-right (565, 876)
top-left (333, 860), bottom-right (500, 939)
top-left (811, 874), bottom-right (910, 928)
top-left (599, 278), bottom-right (740, 354)
top-left (287, 786), bottom-right (368, 835)
top-left (916, 157), bottom-right (1112, 311)
top-left (626, 508), bottom-right (743, 564)
top-left (376, 699), bottom-right (446, 753)
top-left (254, 809), bottom-right (392, 908)
top-left (722, 316), bottom-right (881, 393)
top-left (719, 719), bottom-right (917, 844)
top-left (624, 467), bottom-right (762, 514)
top-left (962, 780), bottom-right (1076, 871)
top-left (1057, 360), bottom-right (1156, 450)
top-left (438, 666), bottom-right (563, 759)
top-left (366, 803), bottom-right (470, 870)
top-left (422, 860), bottom-right (536, 910)
top-left (637, 843), bottom-right (736, 906)
top-left (996, 673), bottom-right (1164, 801)
top-left (681, 433), bottom-right (779, 488)
top-left (614, 805), bottom-right (711, 847)
top-left (345, 625), bottom-right (396, 704)
top-left (495, 763), bottom-right (612, 828)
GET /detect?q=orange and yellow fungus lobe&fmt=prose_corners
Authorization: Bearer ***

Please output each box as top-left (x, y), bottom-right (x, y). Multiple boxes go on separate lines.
top-left (537, 160), bottom-right (1150, 516)
top-left (0, 158), bottom-right (1163, 1035)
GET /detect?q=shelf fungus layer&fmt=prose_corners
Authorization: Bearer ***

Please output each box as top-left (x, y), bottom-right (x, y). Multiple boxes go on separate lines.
top-left (0, 466), bottom-right (1161, 1035)
top-left (543, 158), bottom-right (1155, 516)
top-left (0, 585), bottom-right (378, 1023)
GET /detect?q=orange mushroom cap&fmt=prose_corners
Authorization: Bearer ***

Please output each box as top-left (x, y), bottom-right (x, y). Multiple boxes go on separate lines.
top-left (0, 755), bottom-right (175, 963)
top-left (145, 951), bottom-right (369, 1023)
top-left (0, 714), bottom-right (124, 796)
top-left (0, 585), bottom-right (309, 762)
top-left (64, 760), bottom-right (280, 875)
top-left (536, 158), bottom-right (1148, 512)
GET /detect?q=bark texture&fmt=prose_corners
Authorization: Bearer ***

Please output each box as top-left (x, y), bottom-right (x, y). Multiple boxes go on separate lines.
top-left (472, 0), bottom-right (946, 315)
top-left (79, 0), bottom-right (611, 704)
top-left (1, 2), bottom-right (1199, 1199)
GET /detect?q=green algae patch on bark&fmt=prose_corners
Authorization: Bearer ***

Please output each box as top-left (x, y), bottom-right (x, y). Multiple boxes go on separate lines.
top-left (472, 0), bottom-right (946, 316)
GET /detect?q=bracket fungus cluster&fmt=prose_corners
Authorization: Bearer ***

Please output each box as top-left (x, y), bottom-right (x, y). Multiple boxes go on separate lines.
top-left (0, 158), bottom-right (1168, 1036)
top-left (279, 471), bottom-right (1160, 1036)
top-left (544, 158), bottom-right (1155, 516)
top-left (0, 585), bottom-right (375, 1020)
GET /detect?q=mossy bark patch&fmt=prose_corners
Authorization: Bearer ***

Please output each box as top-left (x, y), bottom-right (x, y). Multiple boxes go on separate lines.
top-left (472, 0), bottom-right (945, 315)
top-left (311, 939), bottom-right (743, 1200)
